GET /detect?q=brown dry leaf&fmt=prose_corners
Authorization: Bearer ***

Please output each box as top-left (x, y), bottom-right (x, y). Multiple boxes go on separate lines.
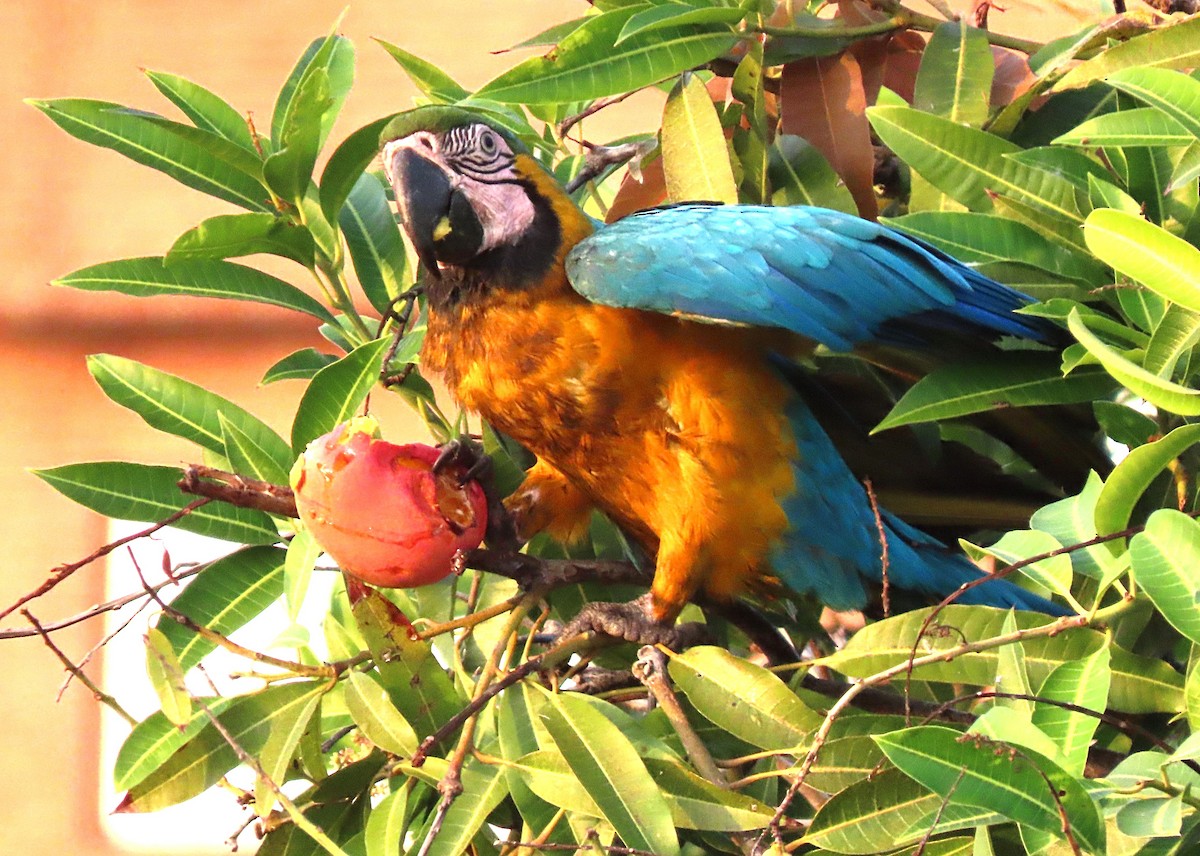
top-left (781, 52), bottom-right (878, 219)
top-left (606, 156), bottom-right (666, 222)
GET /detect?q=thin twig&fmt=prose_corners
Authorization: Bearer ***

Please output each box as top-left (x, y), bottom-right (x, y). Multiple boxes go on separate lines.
top-left (863, 478), bottom-right (890, 618)
top-left (22, 609), bottom-right (137, 725)
top-left (0, 498), bottom-right (210, 622)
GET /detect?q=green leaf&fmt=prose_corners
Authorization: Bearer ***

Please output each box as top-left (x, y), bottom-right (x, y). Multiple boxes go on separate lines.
top-left (264, 67), bottom-right (333, 205)
top-left (1032, 646), bottom-right (1110, 775)
top-left (30, 98), bottom-right (268, 210)
top-left (374, 40), bottom-right (469, 102)
top-left (120, 681), bottom-right (323, 812)
top-left (1055, 16), bottom-right (1200, 90)
top-left (1053, 107), bottom-right (1193, 147)
top-left (886, 211), bottom-right (1106, 284)
top-left (617, 3), bottom-right (746, 44)
top-left (875, 726), bottom-right (1104, 854)
top-left (168, 213), bottom-right (316, 267)
top-left (410, 757), bottom-right (508, 856)
top-left (364, 788), bottom-right (407, 856)
top-left (54, 256), bottom-right (335, 323)
top-left (1131, 510), bottom-right (1200, 646)
top-left (284, 527), bottom-right (321, 621)
top-left (538, 688), bottom-right (680, 855)
top-left (1146, 304), bottom-right (1200, 380)
top-left (963, 529), bottom-right (1072, 600)
top-left (319, 114), bottom-right (397, 224)
top-left (876, 354), bottom-right (1116, 431)
top-left (340, 173), bottom-right (411, 314)
top-left (254, 684), bottom-right (325, 818)
top-left (475, 8), bottom-right (737, 104)
top-left (868, 105), bottom-right (1083, 221)
top-left (220, 414), bottom-right (292, 485)
top-left (342, 671), bottom-right (419, 756)
top-left (1084, 208), bottom-right (1200, 314)
top-left (1068, 308), bottom-right (1200, 416)
top-left (158, 545), bottom-right (287, 671)
top-left (822, 605), bottom-right (1182, 714)
top-left (262, 348), bottom-right (338, 384)
top-left (768, 133), bottom-right (856, 213)
top-left (145, 627), bottom-right (191, 727)
top-left (669, 646), bottom-right (821, 750)
top-left (805, 768), bottom-right (991, 853)
top-left (913, 22), bottom-right (993, 128)
top-left (272, 33), bottom-right (355, 150)
top-left (144, 70), bottom-right (256, 150)
top-left (1095, 423), bottom-right (1200, 551)
top-left (661, 72), bottom-right (737, 204)
top-left (114, 698), bottom-right (236, 791)
top-left (351, 587), bottom-right (465, 742)
top-left (1032, 472), bottom-right (1123, 583)
top-left (87, 354), bottom-right (291, 467)
top-left (290, 337), bottom-right (389, 453)
top-left (1116, 793), bottom-right (1184, 839)
top-left (33, 462), bottom-right (278, 544)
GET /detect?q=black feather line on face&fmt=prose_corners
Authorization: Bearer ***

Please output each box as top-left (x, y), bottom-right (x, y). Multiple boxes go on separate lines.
top-left (425, 177), bottom-right (563, 311)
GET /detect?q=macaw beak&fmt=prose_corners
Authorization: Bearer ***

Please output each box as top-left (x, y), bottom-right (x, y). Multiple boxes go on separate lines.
top-left (383, 141), bottom-right (484, 278)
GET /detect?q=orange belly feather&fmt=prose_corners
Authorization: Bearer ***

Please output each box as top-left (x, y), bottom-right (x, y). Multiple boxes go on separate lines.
top-left (423, 281), bottom-right (801, 622)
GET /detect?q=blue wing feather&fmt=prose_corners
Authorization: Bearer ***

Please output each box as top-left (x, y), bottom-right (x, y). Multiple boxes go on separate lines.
top-left (566, 204), bottom-right (1054, 349)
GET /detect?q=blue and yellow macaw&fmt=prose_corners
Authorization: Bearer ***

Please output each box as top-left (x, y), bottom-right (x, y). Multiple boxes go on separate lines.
top-left (380, 105), bottom-right (1071, 638)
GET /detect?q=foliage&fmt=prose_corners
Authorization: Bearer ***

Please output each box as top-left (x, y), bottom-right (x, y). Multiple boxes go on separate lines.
top-left (16, 2), bottom-right (1200, 854)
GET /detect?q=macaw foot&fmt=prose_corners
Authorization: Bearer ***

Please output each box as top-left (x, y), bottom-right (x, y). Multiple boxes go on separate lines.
top-left (434, 436), bottom-right (520, 552)
top-left (561, 594), bottom-right (710, 650)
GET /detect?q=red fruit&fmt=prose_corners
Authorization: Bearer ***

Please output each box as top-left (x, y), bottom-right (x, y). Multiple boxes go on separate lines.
top-left (291, 420), bottom-right (487, 587)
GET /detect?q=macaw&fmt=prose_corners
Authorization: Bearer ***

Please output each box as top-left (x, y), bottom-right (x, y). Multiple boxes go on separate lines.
top-left (379, 105), bottom-right (1074, 640)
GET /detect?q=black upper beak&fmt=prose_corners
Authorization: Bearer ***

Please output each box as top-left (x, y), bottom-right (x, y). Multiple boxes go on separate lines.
top-left (385, 144), bottom-right (484, 278)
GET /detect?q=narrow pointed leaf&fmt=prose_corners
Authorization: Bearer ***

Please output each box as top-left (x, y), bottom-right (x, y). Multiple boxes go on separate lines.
top-left (284, 527), bottom-right (321, 621)
top-left (821, 605), bottom-right (1182, 713)
top-left (913, 22), bottom-right (993, 128)
top-left (168, 213), bottom-right (316, 267)
top-left (661, 72), bottom-right (737, 204)
top-left (343, 671), bottom-right (419, 757)
top-left (539, 688), bottom-right (679, 855)
top-left (875, 726), bottom-right (1104, 853)
top-left (272, 34), bottom-right (355, 150)
top-left (475, 8), bottom-right (736, 104)
top-left (254, 685), bottom-right (325, 817)
top-left (157, 545), bottom-right (287, 671)
top-left (145, 627), bottom-right (191, 727)
top-left (374, 40), bottom-right (469, 102)
top-left (1053, 107), bottom-right (1193, 147)
top-left (34, 462), bottom-right (278, 544)
top-left (869, 105), bottom-right (1082, 221)
top-left (1068, 308), bottom-right (1200, 416)
top-left (55, 256), bottom-right (335, 323)
top-left (219, 414), bottom-right (292, 485)
top-left (30, 98), bottom-right (269, 210)
top-left (1095, 423), bottom-right (1200, 550)
top-left (264, 67), bottom-right (332, 205)
top-left (87, 354), bottom-right (291, 466)
top-left (669, 646), bottom-right (821, 750)
top-left (340, 173), bottom-right (411, 313)
top-left (1055, 16), bottom-right (1200, 90)
top-left (1084, 208), bottom-right (1200, 314)
top-left (414, 757), bottom-right (508, 856)
top-left (262, 348), bottom-right (339, 384)
top-left (617, 4), bottom-right (746, 44)
top-left (364, 789), bottom-right (408, 856)
top-left (145, 70), bottom-right (256, 150)
top-left (1033, 646), bottom-right (1110, 775)
top-left (886, 211), bottom-right (1105, 284)
top-left (120, 682), bottom-right (323, 812)
top-left (768, 133), bottom-right (856, 213)
top-left (876, 354), bottom-right (1116, 431)
top-left (114, 698), bottom-right (235, 791)
top-left (320, 114), bottom-right (398, 224)
top-left (290, 337), bottom-right (389, 453)
top-left (1131, 510), bottom-right (1200, 646)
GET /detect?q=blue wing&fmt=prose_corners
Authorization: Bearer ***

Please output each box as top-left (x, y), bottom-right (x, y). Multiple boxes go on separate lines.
top-left (566, 204), bottom-right (1053, 351)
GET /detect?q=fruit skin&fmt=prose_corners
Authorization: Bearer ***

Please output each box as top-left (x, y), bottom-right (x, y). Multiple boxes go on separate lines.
top-left (291, 421), bottom-right (487, 587)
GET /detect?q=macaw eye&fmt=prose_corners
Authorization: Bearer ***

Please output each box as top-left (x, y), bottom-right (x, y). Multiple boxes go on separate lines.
top-left (479, 130), bottom-right (498, 156)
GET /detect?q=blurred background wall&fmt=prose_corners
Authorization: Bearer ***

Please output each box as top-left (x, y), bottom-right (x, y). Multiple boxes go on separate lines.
top-left (0, 0), bottom-right (1111, 852)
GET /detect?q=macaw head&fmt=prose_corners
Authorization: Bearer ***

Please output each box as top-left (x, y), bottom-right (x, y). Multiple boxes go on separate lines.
top-left (381, 106), bottom-right (589, 285)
